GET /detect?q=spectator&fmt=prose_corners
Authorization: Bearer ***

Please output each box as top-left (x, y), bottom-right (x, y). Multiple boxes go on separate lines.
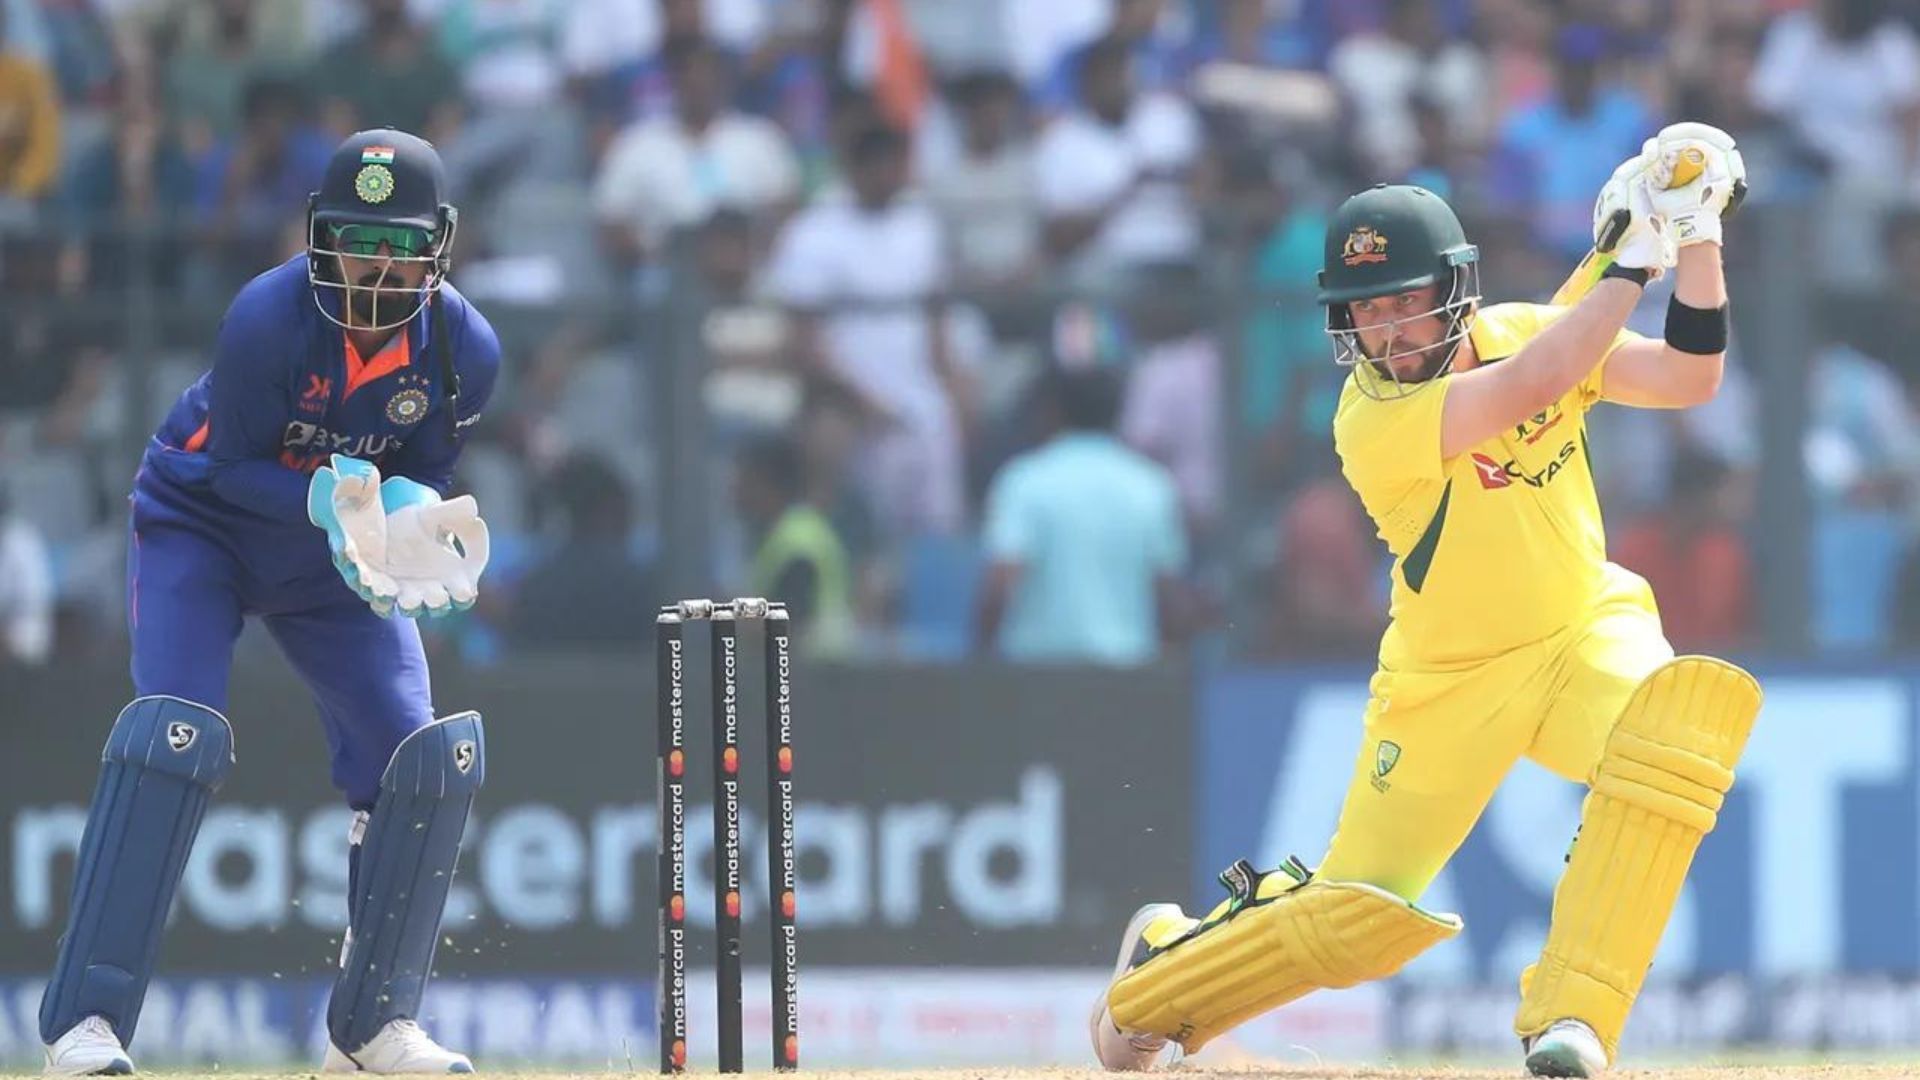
top-left (192, 75), bottom-right (331, 288)
top-left (0, 2), bottom-right (60, 210)
top-left (699, 209), bottom-right (801, 439)
top-left (1613, 450), bottom-right (1753, 653)
top-left (1487, 21), bottom-right (1654, 261)
top-left (1033, 0), bottom-right (1187, 113)
top-left (1327, 0), bottom-right (1487, 180)
top-left (1120, 262), bottom-right (1221, 538)
top-left (732, 433), bottom-right (856, 657)
top-left (593, 36), bottom-right (799, 270)
top-left (923, 69), bottom-right (1039, 290)
top-left (59, 86), bottom-right (195, 294)
top-left (310, 0), bottom-right (461, 143)
top-left (430, 0), bottom-right (582, 219)
top-left (1262, 476), bottom-right (1385, 659)
top-left (0, 481), bottom-right (52, 665)
top-left (1033, 35), bottom-right (1201, 285)
top-left (975, 365), bottom-right (1186, 665)
top-left (1186, 0), bottom-right (1322, 72)
top-left (508, 453), bottom-right (658, 649)
top-left (765, 122), bottom-right (975, 537)
top-left (152, 0), bottom-right (312, 155)
top-left (1751, 0), bottom-right (1920, 286)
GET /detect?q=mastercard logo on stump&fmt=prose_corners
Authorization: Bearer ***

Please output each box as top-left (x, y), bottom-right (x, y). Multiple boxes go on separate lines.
top-left (671, 1041), bottom-right (687, 1068)
top-left (781, 891), bottom-right (796, 918)
top-left (723, 747), bottom-right (739, 773)
top-left (777, 747), bottom-right (793, 773)
top-left (669, 894), bottom-right (685, 921)
top-left (783, 1036), bottom-right (798, 1064)
top-left (668, 750), bottom-right (684, 777)
top-left (725, 891), bottom-right (741, 917)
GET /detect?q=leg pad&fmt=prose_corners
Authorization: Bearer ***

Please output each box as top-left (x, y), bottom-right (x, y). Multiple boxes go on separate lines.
top-left (1515, 657), bottom-right (1761, 1063)
top-left (1110, 865), bottom-right (1460, 1053)
top-left (40, 697), bottom-right (235, 1044)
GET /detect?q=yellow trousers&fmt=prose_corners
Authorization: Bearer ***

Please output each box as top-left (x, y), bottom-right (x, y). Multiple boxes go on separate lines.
top-left (1318, 565), bottom-right (1673, 901)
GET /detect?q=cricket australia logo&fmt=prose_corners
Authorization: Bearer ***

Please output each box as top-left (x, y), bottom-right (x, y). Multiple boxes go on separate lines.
top-left (166, 722), bottom-right (197, 752)
top-left (1371, 740), bottom-right (1401, 792)
top-left (1342, 226), bottom-right (1389, 266)
top-left (453, 740), bottom-right (476, 774)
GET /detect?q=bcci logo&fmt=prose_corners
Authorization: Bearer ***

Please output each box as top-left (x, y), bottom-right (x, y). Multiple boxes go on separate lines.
top-left (355, 163), bottom-right (396, 205)
top-left (454, 740), bottom-right (477, 775)
top-left (166, 722), bottom-right (197, 752)
top-left (1371, 740), bottom-right (1400, 792)
top-left (386, 387), bottom-right (429, 426)
top-left (1342, 226), bottom-right (1390, 267)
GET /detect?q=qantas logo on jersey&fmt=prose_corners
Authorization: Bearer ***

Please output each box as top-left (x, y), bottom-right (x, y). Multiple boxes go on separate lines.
top-left (281, 421), bottom-right (404, 462)
top-left (1471, 440), bottom-right (1578, 490)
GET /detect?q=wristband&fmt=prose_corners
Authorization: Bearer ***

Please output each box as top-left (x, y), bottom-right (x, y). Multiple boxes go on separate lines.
top-left (1601, 262), bottom-right (1651, 287)
top-left (1665, 297), bottom-right (1729, 355)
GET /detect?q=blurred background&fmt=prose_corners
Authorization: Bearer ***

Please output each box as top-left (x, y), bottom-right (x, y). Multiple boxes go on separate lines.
top-left (3, 0), bottom-right (1919, 1070)
top-left (0, 0), bottom-right (1880, 669)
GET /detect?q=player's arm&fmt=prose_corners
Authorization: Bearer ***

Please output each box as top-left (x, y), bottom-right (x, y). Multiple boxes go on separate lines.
top-left (204, 300), bottom-right (318, 522)
top-left (382, 302), bottom-right (502, 494)
top-left (1597, 242), bottom-right (1727, 408)
top-left (1439, 276), bottom-right (1647, 460)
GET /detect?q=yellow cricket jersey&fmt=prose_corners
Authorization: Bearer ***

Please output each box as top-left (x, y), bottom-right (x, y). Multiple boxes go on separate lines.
top-left (1332, 302), bottom-right (1646, 669)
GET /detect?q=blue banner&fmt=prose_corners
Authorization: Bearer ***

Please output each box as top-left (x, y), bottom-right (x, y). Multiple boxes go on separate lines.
top-left (1197, 667), bottom-right (1920, 979)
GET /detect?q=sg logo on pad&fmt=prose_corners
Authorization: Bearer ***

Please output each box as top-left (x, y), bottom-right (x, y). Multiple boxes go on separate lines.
top-left (166, 722), bottom-right (197, 752)
top-left (454, 741), bottom-right (476, 775)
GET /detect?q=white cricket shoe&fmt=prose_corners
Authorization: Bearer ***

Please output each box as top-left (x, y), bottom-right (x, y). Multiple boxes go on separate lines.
top-left (44, 1015), bottom-right (134, 1076)
top-left (324, 1019), bottom-right (473, 1074)
top-left (1090, 901), bottom-right (1189, 1071)
top-left (1525, 1018), bottom-right (1608, 1078)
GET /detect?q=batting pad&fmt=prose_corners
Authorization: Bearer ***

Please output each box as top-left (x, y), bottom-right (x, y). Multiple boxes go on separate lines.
top-left (40, 696), bottom-right (235, 1045)
top-left (1515, 656), bottom-right (1761, 1063)
top-left (1109, 866), bottom-right (1461, 1053)
top-left (328, 713), bottom-right (484, 1054)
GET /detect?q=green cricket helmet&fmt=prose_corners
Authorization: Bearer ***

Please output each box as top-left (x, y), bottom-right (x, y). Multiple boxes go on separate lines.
top-left (1316, 184), bottom-right (1481, 399)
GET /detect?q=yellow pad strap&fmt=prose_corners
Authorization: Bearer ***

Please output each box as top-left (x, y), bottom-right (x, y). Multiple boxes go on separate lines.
top-left (1110, 877), bottom-right (1461, 1053)
top-left (1516, 656), bottom-right (1761, 1063)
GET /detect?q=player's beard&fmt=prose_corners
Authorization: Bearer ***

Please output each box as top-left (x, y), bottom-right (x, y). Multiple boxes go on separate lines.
top-left (1365, 335), bottom-right (1457, 387)
top-left (349, 267), bottom-right (414, 329)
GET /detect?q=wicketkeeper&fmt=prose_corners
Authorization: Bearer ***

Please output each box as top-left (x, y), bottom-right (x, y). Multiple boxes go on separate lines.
top-left (40, 129), bottom-right (497, 1075)
top-left (1092, 123), bottom-right (1760, 1078)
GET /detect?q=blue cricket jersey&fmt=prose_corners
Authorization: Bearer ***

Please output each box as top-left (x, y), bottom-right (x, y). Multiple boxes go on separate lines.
top-left (135, 256), bottom-right (501, 585)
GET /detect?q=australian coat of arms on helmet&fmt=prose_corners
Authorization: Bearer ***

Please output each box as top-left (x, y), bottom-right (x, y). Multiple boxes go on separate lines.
top-left (1342, 226), bottom-right (1390, 267)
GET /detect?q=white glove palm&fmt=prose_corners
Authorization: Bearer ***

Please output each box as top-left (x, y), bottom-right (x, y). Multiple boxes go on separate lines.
top-left (1594, 140), bottom-right (1674, 276)
top-left (1644, 121), bottom-right (1747, 248)
top-left (307, 455), bottom-right (490, 619)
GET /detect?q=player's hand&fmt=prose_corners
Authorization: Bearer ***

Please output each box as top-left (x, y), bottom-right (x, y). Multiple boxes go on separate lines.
top-left (376, 494), bottom-right (491, 619)
top-left (1594, 143), bottom-right (1674, 276)
top-left (1645, 122), bottom-right (1747, 248)
top-left (307, 456), bottom-right (490, 619)
top-left (307, 455), bottom-right (392, 606)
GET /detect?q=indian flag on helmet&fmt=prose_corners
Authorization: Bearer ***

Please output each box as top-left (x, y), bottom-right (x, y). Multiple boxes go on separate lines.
top-left (361, 146), bottom-right (397, 165)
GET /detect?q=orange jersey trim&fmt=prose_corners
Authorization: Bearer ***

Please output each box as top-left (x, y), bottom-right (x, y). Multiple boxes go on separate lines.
top-left (343, 331), bottom-right (412, 400)
top-left (183, 419), bottom-right (210, 452)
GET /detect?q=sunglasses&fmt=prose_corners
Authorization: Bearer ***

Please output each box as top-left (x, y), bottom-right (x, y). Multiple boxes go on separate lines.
top-left (331, 224), bottom-right (434, 258)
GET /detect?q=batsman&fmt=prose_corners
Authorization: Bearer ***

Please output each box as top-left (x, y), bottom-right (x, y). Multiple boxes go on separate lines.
top-left (40, 130), bottom-right (497, 1075)
top-left (1092, 123), bottom-right (1760, 1078)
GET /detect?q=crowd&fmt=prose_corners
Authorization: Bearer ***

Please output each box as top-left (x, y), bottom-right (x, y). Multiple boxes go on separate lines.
top-left (0, 0), bottom-right (1915, 667)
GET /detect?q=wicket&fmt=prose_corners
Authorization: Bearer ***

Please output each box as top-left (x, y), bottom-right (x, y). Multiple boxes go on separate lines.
top-left (656, 598), bottom-right (799, 1074)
